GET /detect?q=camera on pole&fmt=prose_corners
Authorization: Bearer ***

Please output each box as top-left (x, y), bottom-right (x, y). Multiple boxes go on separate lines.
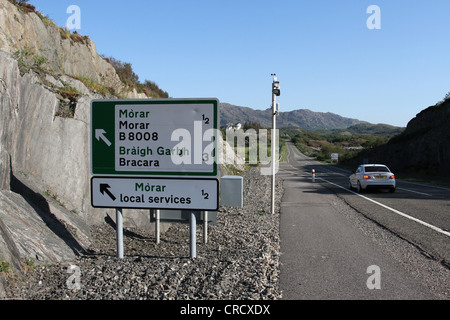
top-left (272, 80), bottom-right (281, 97)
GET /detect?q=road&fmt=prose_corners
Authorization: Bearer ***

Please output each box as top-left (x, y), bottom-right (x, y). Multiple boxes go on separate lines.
top-left (279, 141), bottom-right (450, 299)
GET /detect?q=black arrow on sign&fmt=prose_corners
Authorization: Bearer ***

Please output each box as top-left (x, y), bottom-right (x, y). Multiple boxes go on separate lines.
top-left (100, 184), bottom-right (116, 201)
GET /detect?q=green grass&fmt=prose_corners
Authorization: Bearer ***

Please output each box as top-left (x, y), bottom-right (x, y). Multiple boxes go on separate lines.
top-left (70, 75), bottom-right (111, 95)
top-left (0, 260), bottom-right (11, 274)
top-left (279, 139), bottom-right (288, 162)
top-left (14, 47), bottom-right (49, 75)
top-left (57, 85), bottom-right (80, 99)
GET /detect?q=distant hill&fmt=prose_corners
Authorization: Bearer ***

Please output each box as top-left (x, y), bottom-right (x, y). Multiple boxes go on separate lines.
top-left (220, 103), bottom-right (364, 130)
top-left (345, 97), bottom-right (450, 177)
top-left (335, 123), bottom-right (404, 137)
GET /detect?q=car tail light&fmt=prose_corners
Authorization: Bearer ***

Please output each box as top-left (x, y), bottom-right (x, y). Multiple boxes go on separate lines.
top-left (390, 175), bottom-right (395, 179)
top-left (363, 175), bottom-right (370, 179)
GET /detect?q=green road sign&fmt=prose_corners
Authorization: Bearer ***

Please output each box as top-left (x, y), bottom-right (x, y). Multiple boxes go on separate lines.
top-left (91, 99), bottom-right (219, 177)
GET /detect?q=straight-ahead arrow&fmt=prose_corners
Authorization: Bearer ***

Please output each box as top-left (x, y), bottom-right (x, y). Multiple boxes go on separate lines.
top-left (100, 184), bottom-right (116, 201)
top-left (95, 129), bottom-right (112, 147)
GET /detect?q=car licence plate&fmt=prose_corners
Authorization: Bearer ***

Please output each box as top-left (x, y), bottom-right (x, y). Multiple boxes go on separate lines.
top-left (374, 176), bottom-right (385, 179)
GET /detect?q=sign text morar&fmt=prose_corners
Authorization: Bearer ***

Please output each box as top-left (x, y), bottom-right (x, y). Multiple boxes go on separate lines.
top-left (91, 99), bottom-right (219, 177)
top-left (91, 177), bottom-right (219, 211)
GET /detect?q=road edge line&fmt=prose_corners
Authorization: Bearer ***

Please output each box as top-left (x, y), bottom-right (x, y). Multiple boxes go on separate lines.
top-left (319, 178), bottom-right (450, 238)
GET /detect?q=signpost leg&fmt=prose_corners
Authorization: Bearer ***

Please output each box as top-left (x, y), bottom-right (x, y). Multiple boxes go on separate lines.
top-left (155, 209), bottom-right (160, 244)
top-left (190, 211), bottom-right (197, 259)
top-left (116, 208), bottom-right (124, 259)
top-left (203, 211), bottom-right (208, 244)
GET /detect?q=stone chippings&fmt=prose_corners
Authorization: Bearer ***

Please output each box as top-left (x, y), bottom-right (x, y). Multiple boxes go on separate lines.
top-left (6, 168), bottom-right (283, 300)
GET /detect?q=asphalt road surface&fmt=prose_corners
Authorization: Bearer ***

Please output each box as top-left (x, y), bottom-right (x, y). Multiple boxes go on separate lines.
top-left (279, 141), bottom-right (450, 300)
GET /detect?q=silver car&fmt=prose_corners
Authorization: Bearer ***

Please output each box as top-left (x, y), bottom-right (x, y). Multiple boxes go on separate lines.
top-left (349, 164), bottom-right (396, 193)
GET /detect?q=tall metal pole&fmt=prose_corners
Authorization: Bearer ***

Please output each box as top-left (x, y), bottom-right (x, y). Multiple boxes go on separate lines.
top-left (271, 74), bottom-right (280, 215)
top-left (271, 90), bottom-right (277, 215)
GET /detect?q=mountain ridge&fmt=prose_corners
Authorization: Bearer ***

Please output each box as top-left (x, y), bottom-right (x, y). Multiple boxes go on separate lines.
top-left (220, 102), bottom-right (366, 130)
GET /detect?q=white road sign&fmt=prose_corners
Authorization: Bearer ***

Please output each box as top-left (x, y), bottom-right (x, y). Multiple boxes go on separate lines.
top-left (91, 177), bottom-right (219, 211)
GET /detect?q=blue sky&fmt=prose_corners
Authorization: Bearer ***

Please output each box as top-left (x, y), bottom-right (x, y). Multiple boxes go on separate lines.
top-left (29, 0), bottom-right (450, 127)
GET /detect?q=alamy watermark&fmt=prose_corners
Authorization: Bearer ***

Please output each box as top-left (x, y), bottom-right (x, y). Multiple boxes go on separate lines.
top-left (366, 265), bottom-right (381, 290)
top-left (66, 5), bottom-right (81, 31)
top-left (66, 265), bottom-right (81, 291)
top-left (64, 5), bottom-right (382, 32)
top-left (168, 123), bottom-right (280, 176)
top-left (367, 5), bottom-right (381, 30)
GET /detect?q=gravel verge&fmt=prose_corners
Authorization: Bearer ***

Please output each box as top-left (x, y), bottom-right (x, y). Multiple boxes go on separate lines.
top-left (4, 168), bottom-right (283, 300)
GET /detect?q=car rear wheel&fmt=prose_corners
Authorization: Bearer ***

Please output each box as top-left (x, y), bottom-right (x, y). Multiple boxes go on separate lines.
top-left (357, 181), bottom-right (364, 193)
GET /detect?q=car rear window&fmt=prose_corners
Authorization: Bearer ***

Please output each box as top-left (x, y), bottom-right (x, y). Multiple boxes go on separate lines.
top-left (364, 166), bottom-right (390, 173)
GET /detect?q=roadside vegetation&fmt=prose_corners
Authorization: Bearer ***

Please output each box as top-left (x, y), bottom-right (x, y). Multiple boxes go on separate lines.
top-left (101, 56), bottom-right (169, 99)
top-left (0, 260), bottom-right (11, 275)
top-left (282, 123), bottom-right (403, 164)
top-left (13, 47), bottom-right (48, 75)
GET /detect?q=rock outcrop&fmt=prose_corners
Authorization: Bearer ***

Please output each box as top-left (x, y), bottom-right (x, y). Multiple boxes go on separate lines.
top-left (346, 98), bottom-right (450, 177)
top-left (0, 0), bottom-right (137, 97)
top-left (0, 0), bottom-right (245, 280)
top-left (0, 49), bottom-right (104, 273)
top-left (0, 0), bottom-right (151, 275)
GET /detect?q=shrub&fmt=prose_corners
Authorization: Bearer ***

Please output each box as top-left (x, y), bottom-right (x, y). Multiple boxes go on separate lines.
top-left (8, 0), bottom-right (36, 13)
top-left (0, 260), bottom-right (11, 274)
top-left (71, 75), bottom-right (110, 95)
top-left (102, 55), bottom-right (169, 98)
top-left (58, 85), bottom-right (80, 99)
top-left (14, 47), bottom-right (49, 74)
top-left (36, 11), bottom-right (56, 27)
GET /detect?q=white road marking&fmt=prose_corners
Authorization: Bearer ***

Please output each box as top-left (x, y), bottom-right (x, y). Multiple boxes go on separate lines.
top-left (400, 180), bottom-right (450, 192)
top-left (397, 187), bottom-right (431, 197)
top-left (286, 143), bottom-right (450, 237)
top-left (319, 178), bottom-right (450, 238)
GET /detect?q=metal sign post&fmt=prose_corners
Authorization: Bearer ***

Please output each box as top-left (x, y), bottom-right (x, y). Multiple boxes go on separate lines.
top-left (155, 209), bottom-right (160, 244)
top-left (190, 212), bottom-right (197, 259)
top-left (116, 208), bottom-right (124, 259)
top-left (203, 211), bottom-right (208, 244)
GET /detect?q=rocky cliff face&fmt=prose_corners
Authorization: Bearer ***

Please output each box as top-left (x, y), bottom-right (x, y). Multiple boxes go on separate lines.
top-left (0, 0), bottom-right (146, 275)
top-left (0, 0), bottom-right (243, 278)
top-left (0, 49), bottom-right (104, 271)
top-left (347, 98), bottom-right (450, 177)
top-left (0, 0), bottom-right (137, 97)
